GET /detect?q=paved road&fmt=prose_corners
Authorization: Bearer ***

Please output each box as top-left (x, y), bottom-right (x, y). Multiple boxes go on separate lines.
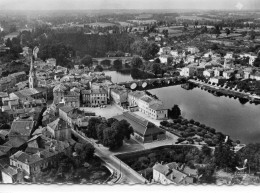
top-left (71, 129), bottom-right (146, 184)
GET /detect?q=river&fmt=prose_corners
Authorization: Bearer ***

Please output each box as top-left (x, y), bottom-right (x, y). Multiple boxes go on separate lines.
top-left (105, 71), bottom-right (260, 144)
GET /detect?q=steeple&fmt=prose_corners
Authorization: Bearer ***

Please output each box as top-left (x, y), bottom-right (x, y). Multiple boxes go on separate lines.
top-left (29, 57), bottom-right (38, 89)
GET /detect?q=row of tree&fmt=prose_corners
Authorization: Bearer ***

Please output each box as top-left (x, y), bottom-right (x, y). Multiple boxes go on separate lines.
top-left (83, 117), bottom-right (134, 150)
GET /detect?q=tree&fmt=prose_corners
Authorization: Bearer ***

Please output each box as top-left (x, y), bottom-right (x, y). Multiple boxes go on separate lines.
top-left (131, 56), bottom-right (143, 69)
top-left (85, 117), bottom-right (101, 139)
top-left (168, 105), bottom-right (181, 119)
top-left (103, 127), bottom-right (120, 150)
top-left (74, 142), bottom-right (95, 162)
top-left (131, 40), bottom-right (159, 60)
top-left (201, 145), bottom-right (212, 156)
top-left (253, 57), bottom-right (260, 67)
top-left (236, 143), bottom-right (260, 172)
top-left (118, 119), bottom-right (134, 140)
top-left (81, 55), bottom-right (93, 67)
top-left (95, 65), bottom-right (103, 72)
top-left (96, 123), bottom-right (107, 142)
top-left (198, 164), bottom-right (216, 184)
top-left (225, 28), bottom-right (231, 36)
top-left (152, 63), bottom-right (163, 75)
top-left (113, 60), bottom-right (123, 71)
top-left (214, 143), bottom-right (238, 171)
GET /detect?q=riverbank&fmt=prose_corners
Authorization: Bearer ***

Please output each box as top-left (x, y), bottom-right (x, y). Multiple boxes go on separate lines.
top-left (188, 79), bottom-right (260, 104)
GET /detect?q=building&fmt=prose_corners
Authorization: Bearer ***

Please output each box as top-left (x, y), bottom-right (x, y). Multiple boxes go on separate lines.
top-left (82, 88), bottom-right (108, 107)
top-left (1, 166), bottom-right (24, 183)
top-left (209, 77), bottom-right (226, 84)
top-left (239, 53), bottom-right (257, 66)
top-left (109, 86), bottom-right (128, 107)
top-left (180, 67), bottom-right (196, 77)
top-left (114, 111), bottom-right (166, 143)
top-left (29, 58), bottom-right (38, 89)
top-left (203, 69), bottom-right (214, 78)
top-left (53, 83), bottom-right (67, 104)
top-left (128, 91), bottom-right (168, 120)
top-left (46, 118), bottom-right (71, 141)
top-left (9, 119), bottom-right (35, 141)
top-left (214, 68), bottom-right (224, 77)
top-left (4, 32), bottom-right (19, 42)
top-left (250, 71), bottom-right (260, 81)
top-left (153, 162), bottom-right (198, 184)
top-left (223, 70), bottom-right (235, 79)
top-left (9, 138), bottom-right (71, 177)
top-left (187, 46), bottom-right (199, 54)
top-left (224, 52), bottom-right (234, 59)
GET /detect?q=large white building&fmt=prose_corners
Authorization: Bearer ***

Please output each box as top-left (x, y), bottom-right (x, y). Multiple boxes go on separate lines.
top-left (128, 91), bottom-right (168, 120)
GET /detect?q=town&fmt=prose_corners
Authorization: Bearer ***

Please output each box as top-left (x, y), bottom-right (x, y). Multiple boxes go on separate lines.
top-left (1, 5), bottom-right (260, 185)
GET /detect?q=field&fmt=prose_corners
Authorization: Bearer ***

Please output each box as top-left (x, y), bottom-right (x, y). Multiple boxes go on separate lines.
top-left (176, 15), bottom-right (221, 22)
top-left (88, 22), bottom-right (116, 28)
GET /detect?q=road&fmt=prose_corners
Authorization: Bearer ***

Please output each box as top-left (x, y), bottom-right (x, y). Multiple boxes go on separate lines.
top-left (71, 129), bottom-right (147, 184)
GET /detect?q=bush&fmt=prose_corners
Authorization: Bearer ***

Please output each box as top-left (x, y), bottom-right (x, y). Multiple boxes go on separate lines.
top-left (160, 120), bottom-right (169, 127)
top-left (197, 127), bottom-right (203, 132)
top-left (177, 137), bottom-right (185, 143)
top-left (194, 121), bottom-right (201, 126)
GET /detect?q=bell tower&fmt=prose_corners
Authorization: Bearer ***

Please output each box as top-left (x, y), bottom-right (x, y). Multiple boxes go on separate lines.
top-left (29, 57), bottom-right (38, 89)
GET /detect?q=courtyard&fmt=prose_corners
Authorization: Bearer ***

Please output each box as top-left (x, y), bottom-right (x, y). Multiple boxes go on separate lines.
top-left (80, 104), bottom-right (124, 119)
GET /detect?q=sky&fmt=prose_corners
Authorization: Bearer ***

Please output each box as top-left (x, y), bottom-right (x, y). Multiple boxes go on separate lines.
top-left (0, 0), bottom-right (259, 10)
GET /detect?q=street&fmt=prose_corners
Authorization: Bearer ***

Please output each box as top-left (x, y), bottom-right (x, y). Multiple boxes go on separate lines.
top-left (71, 129), bottom-right (147, 184)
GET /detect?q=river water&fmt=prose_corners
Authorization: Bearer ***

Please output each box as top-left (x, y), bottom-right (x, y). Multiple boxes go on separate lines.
top-left (105, 71), bottom-right (260, 144)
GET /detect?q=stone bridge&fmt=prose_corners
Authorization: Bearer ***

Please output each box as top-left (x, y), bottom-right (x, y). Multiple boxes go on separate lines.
top-left (93, 57), bottom-right (133, 67)
top-left (117, 76), bottom-right (187, 90)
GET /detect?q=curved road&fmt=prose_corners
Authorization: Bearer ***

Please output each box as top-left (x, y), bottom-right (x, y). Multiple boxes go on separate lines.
top-left (72, 129), bottom-right (147, 184)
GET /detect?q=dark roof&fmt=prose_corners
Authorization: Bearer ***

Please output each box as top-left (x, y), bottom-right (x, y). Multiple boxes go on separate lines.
top-left (114, 112), bottom-right (164, 136)
top-left (3, 137), bottom-right (26, 148)
top-left (11, 151), bottom-right (42, 165)
top-left (2, 166), bottom-right (18, 176)
top-left (47, 118), bottom-right (68, 131)
top-left (149, 103), bottom-right (168, 111)
top-left (9, 120), bottom-right (34, 138)
top-left (0, 145), bottom-right (12, 153)
top-left (59, 106), bottom-right (74, 113)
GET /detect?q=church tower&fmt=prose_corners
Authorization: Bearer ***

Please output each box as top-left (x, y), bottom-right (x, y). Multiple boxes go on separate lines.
top-left (29, 57), bottom-right (38, 89)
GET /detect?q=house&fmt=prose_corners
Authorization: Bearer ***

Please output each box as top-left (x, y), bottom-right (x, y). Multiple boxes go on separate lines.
top-left (209, 77), bottom-right (226, 84)
top-left (159, 55), bottom-right (171, 64)
top-left (187, 46), bottom-right (199, 54)
top-left (81, 88), bottom-right (108, 107)
top-left (0, 130), bottom-right (9, 141)
top-left (250, 71), bottom-right (260, 81)
top-left (194, 66), bottom-right (205, 77)
top-left (243, 68), bottom-right (253, 79)
top-left (128, 91), bottom-right (168, 120)
top-left (1, 166), bottom-right (24, 183)
top-left (203, 69), bottom-right (214, 77)
top-left (170, 50), bottom-right (179, 57)
top-left (185, 55), bottom-right (196, 64)
top-left (180, 67), bottom-right (196, 77)
top-left (153, 162), bottom-right (198, 184)
top-left (114, 112), bottom-right (166, 143)
top-left (224, 52), bottom-right (234, 59)
top-left (214, 68), bottom-right (224, 77)
top-left (239, 53), bottom-right (257, 66)
top-left (4, 32), bottom-right (20, 41)
top-left (109, 86), bottom-right (128, 107)
top-left (9, 138), bottom-right (71, 177)
top-left (46, 118), bottom-right (71, 141)
top-left (223, 70), bottom-right (235, 79)
top-left (58, 106), bottom-right (74, 122)
top-left (9, 119), bottom-right (35, 141)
